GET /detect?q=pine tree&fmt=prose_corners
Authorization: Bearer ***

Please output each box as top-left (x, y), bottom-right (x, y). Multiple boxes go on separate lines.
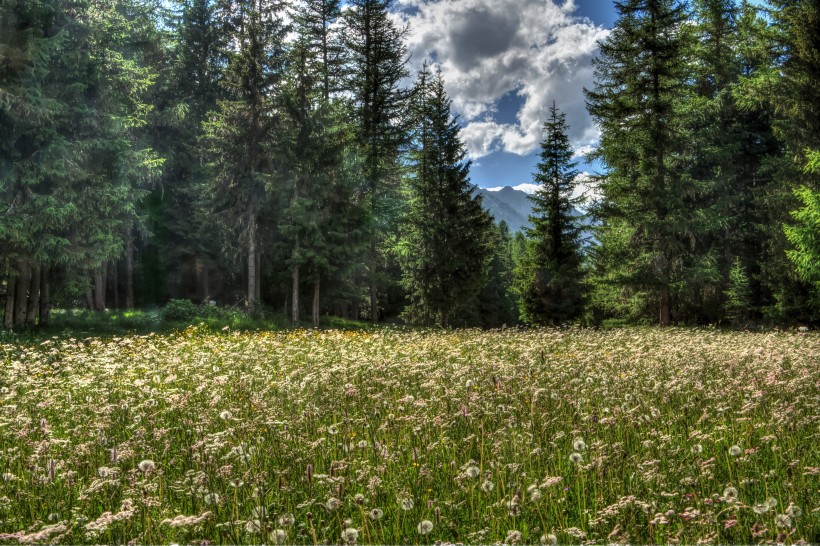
top-left (585, 0), bottom-right (694, 325)
top-left (514, 103), bottom-right (586, 325)
top-left (398, 67), bottom-right (494, 327)
top-left (343, 0), bottom-right (409, 322)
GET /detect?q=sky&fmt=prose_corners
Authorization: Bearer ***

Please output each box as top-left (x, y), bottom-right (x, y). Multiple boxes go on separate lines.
top-left (393, 0), bottom-right (618, 191)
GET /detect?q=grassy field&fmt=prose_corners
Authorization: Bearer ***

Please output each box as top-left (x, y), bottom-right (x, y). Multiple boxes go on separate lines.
top-left (0, 326), bottom-right (817, 544)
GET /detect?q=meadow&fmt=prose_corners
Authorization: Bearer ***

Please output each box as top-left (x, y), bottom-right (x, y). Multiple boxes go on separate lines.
top-left (0, 326), bottom-right (817, 544)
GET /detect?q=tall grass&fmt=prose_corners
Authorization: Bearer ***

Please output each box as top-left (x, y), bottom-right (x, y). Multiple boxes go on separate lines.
top-left (0, 327), bottom-right (816, 544)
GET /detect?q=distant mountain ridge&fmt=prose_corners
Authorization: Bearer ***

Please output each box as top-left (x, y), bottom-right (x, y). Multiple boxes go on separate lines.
top-left (473, 185), bottom-right (534, 233)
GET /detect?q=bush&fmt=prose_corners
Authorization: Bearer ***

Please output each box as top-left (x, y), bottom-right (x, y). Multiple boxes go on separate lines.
top-left (160, 299), bottom-right (199, 322)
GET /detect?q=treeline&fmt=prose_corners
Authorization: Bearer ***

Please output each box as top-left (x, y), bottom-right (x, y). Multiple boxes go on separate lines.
top-left (1, 0), bottom-right (817, 329)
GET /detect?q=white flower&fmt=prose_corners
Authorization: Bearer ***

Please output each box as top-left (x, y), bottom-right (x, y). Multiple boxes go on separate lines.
top-left (138, 459), bottom-right (155, 473)
top-left (465, 465), bottom-right (480, 478)
top-left (775, 513), bottom-right (792, 528)
top-left (244, 519), bottom-right (261, 533)
top-left (481, 480), bottom-right (495, 493)
top-left (723, 486), bottom-right (738, 500)
top-left (506, 530), bottom-right (522, 544)
top-left (357, 440), bottom-right (368, 449)
top-left (326, 497), bottom-right (342, 511)
top-left (569, 452), bottom-right (583, 464)
top-left (691, 444), bottom-right (703, 454)
top-left (328, 425), bottom-right (338, 435)
top-left (753, 503), bottom-right (769, 514)
top-left (729, 445), bottom-right (742, 456)
top-left (785, 503), bottom-right (802, 518)
top-left (417, 520), bottom-right (434, 535)
top-left (219, 410), bottom-right (232, 420)
top-left (269, 529), bottom-right (287, 545)
top-left (540, 533), bottom-right (558, 545)
top-left (400, 497), bottom-right (414, 511)
top-left (342, 527), bottom-right (359, 543)
top-left (278, 513), bottom-right (295, 527)
top-left (369, 508), bottom-right (383, 521)
top-left (572, 438), bottom-right (587, 451)
top-left (204, 492), bottom-right (220, 505)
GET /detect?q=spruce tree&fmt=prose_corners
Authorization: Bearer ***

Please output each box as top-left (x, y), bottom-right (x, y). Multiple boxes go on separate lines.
top-left (343, 0), bottom-right (409, 322)
top-left (398, 67), bottom-right (494, 327)
top-left (585, 0), bottom-right (694, 325)
top-left (514, 103), bottom-right (586, 325)
top-left (202, 0), bottom-right (288, 313)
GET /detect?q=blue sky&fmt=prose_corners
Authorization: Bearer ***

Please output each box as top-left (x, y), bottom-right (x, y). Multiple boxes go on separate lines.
top-left (395, 0), bottom-right (618, 191)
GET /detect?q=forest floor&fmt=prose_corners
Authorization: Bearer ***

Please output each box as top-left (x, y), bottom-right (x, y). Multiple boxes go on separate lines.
top-left (0, 326), bottom-right (817, 544)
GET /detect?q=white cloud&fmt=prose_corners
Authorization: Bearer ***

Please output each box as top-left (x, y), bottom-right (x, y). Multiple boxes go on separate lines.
top-left (394, 0), bottom-right (609, 159)
top-left (487, 172), bottom-right (598, 202)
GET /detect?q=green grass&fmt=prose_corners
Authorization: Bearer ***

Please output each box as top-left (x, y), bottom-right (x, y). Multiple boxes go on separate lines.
top-left (0, 327), bottom-right (817, 544)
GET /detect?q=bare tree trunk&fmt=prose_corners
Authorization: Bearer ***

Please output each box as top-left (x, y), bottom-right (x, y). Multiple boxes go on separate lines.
top-left (126, 232), bottom-right (135, 309)
top-left (39, 265), bottom-right (50, 326)
top-left (110, 261), bottom-right (119, 310)
top-left (26, 265), bottom-right (41, 327)
top-left (3, 270), bottom-right (16, 329)
top-left (312, 279), bottom-right (320, 328)
top-left (93, 267), bottom-right (106, 312)
top-left (247, 209), bottom-right (258, 313)
top-left (659, 286), bottom-right (670, 326)
top-left (255, 249), bottom-right (261, 303)
top-left (14, 260), bottom-right (31, 328)
top-left (369, 241), bottom-right (378, 323)
top-left (292, 258), bottom-right (300, 325)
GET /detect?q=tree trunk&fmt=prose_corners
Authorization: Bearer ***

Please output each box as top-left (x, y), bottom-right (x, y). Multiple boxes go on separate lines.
top-left (292, 261), bottom-right (300, 325)
top-left (312, 279), bottom-right (320, 328)
top-left (93, 267), bottom-right (106, 312)
top-left (659, 285), bottom-right (670, 326)
top-left (3, 270), bottom-right (16, 329)
top-left (110, 261), bottom-right (119, 310)
top-left (369, 241), bottom-right (378, 323)
top-left (39, 265), bottom-right (50, 326)
top-left (26, 265), bottom-right (41, 327)
top-left (14, 261), bottom-right (31, 328)
top-left (255, 249), bottom-right (261, 303)
top-left (247, 209), bottom-right (258, 313)
top-left (126, 232), bottom-right (135, 310)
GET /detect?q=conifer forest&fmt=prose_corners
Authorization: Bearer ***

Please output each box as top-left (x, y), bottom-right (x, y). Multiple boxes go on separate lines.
top-left (1, 0), bottom-right (819, 328)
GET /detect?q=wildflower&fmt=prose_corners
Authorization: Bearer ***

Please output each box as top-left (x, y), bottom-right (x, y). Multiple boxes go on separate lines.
top-left (573, 438), bottom-right (587, 451)
top-left (328, 425), bottom-right (338, 435)
top-left (278, 513), bottom-right (295, 527)
top-left (753, 503), bottom-right (769, 515)
top-left (326, 497), bottom-right (342, 511)
top-left (97, 466), bottom-right (115, 479)
top-left (269, 529), bottom-right (287, 545)
top-left (47, 513), bottom-right (60, 522)
top-left (723, 487), bottom-right (738, 500)
top-left (540, 533), bottom-right (558, 545)
top-left (244, 519), bottom-right (261, 533)
top-left (400, 497), bottom-right (415, 511)
top-left (138, 459), bottom-right (155, 473)
top-left (204, 493), bottom-right (220, 505)
top-left (481, 480), bottom-right (495, 493)
top-left (569, 452), bottom-right (583, 464)
top-left (785, 503), bottom-right (802, 518)
top-left (530, 489), bottom-right (543, 503)
top-left (369, 508), bottom-right (383, 521)
top-left (219, 410), bottom-right (232, 420)
top-left (729, 445), bottom-right (742, 456)
top-left (766, 497), bottom-right (778, 509)
top-left (417, 520), bottom-right (434, 535)
top-left (465, 465), bottom-right (480, 478)
top-left (342, 527), bottom-right (358, 544)
top-left (358, 440), bottom-right (368, 449)
top-left (506, 530), bottom-right (522, 544)
top-left (252, 506), bottom-right (267, 519)
top-left (354, 493), bottom-right (365, 504)
top-left (775, 514), bottom-right (792, 528)
top-left (691, 444), bottom-right (703, 454)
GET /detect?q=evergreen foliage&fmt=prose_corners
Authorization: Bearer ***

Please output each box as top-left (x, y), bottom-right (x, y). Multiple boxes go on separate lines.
top-left (514, 103), bottom-right (586, 325)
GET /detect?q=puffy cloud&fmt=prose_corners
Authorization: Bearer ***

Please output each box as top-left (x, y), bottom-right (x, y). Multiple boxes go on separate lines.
top-left (395, 0), bottom-right (609, 159)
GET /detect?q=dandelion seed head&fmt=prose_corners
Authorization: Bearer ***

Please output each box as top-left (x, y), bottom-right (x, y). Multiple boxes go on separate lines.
top-left (691, 444), bottom-right (703, 454)
top-left (785, 503), bottom-right (802, 518)
top-left (369, 508), bottom-right (383, 521)
top-left (481, 480), bottom-right (495, 492)
top-left (570, 452), bottom-right (583, 464)
top-left (342, 527), bottom-right (358, 543)
top-left (775, 514), bottom-right (792, 528)
top-left (400, 497), bottom-right (414, 511)
top-left (729, 445), bottom-right (742, 456)
top-left (277, 513), bottom-right (295, 527)
top-left (573, 438), bottom-right (587, 451)
top-left (326, 497), bottom-right (342, 511)
top-left (269, 529), bottom-right (287, 545)
top-left (540, 533), bottom-right (558, 545)
top-left (137, 459), bottom-right (155, 473)
top-left (417, 520), bottom-right (434, 535)
top-left (723, 487), bottom-right (738, 500)
top-left (465, 465), bottom-right (480, 478)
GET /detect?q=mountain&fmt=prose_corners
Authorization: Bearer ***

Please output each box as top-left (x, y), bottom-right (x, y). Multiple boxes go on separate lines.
top-left (473, 185), bottom-right (533, 233)
top-left (473, 184), bottom-right (594, 241)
